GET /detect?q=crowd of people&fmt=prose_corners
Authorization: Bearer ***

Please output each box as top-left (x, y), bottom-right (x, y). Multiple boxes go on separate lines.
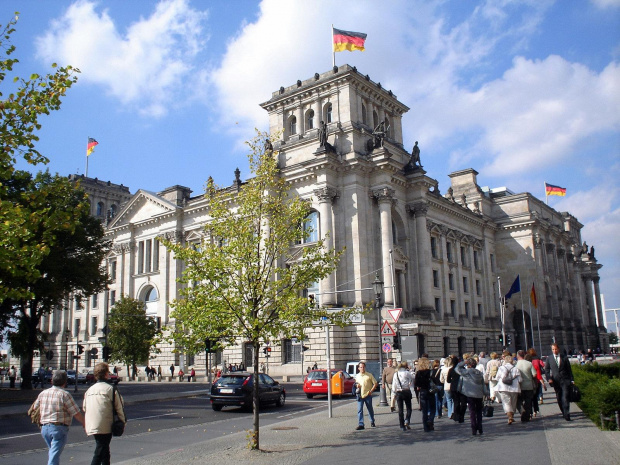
top-left (357, 343), bottom-right (575, 434)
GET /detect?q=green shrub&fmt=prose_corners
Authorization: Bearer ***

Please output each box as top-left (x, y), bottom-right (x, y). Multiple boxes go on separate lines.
top-left (572, 363), bottom-right (620, 430)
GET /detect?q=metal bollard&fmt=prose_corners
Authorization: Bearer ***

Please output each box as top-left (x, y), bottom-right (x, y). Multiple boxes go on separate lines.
top-left (616, 411), bottom-right (620, 430)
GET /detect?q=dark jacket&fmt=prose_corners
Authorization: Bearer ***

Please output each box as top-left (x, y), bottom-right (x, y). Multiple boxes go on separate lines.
top-left (454, 362), bottom-right (485, 398)
top-left (447, 367), bottom-right (461, 393)
top-left (414, 369), bottom-right (432, 391)
top-left (545, 353), bottom-right (573, 384)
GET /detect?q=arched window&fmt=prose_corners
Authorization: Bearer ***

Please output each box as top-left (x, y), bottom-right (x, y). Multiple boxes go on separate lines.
top-left (96, 202), bottom-right (104, 216)
top-left (141, 285), bottom-right (159, 315)
top-left (361, 104), bottom-right (367, 125)
top-left (297, 211), bottom-right (319, 244)
top-left (306, 110), bottom-right (314, 130)
top-left (110, 204), bottom-right (117, 217)
top-left (325, 103), bottom-right (332, 123)
top-left (372, 111), bottom-right (378, 129)
top-left (289, 116), bottom-right (297, 135)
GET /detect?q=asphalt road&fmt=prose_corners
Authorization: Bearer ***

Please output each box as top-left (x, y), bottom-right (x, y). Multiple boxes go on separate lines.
top-left (0, 382), bottom-right (353, 464)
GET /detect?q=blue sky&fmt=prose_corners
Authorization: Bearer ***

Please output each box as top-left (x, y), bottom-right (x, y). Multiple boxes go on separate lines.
top-left (5, 0), bottom-right (620, 311)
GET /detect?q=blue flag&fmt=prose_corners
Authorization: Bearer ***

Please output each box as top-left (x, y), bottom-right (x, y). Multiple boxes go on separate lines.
top-left (505, 275), bottom-right (521, 300)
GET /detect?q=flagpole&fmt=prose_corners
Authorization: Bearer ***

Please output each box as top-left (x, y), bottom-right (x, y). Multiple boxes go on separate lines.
top-left (85, 137), bottom-right (89, 177)
top-left (544, 182), bottom-right (548, 205)
top-left (520, 281), bottom-right (528, 350)
top-left (534, 282), bottom-right (542, 355)
top-left (331, 24), bottom-right (335, 68)
top-left (498, 276), bottom-right (506, 350)
top-left (527, 289), bottom-right (535, 350)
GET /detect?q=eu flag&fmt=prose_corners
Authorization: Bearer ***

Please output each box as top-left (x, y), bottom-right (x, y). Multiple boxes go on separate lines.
top-left (505, 275), bottom-right (521, 300)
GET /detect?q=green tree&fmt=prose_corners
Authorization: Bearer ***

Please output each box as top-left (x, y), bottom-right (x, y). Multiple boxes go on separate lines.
top-left (609, 332), bottom-right (618, 345)
top-left (163, 131), bottom-right (349, 450)
top-left (1, 171), bottom-right (109, 389)
top-left (0, 13), bottom-right (79, 303)
top-left (107, 297), bottom-right (161, 379)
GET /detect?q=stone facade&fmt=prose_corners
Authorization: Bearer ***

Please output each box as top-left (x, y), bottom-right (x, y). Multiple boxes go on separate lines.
top-left (37, 65), bottom-right (607, 375)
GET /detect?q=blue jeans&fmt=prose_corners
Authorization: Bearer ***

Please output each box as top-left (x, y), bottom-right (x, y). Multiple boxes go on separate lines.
top-left (445, 389), bottom-right (454, 418)
top-left (435, 386), bottom-right (445, 417)
top-left (357, 395), bottom-right (375, 426)
top-left (42, 424), bottom-right (69, 465)
top-left (420, 389), bottom-right (435, 430)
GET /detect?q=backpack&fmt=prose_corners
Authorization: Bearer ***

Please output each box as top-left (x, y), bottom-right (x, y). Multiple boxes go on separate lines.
top-left (502, 366), bottom-right (515, 385)
top-left (489, 364), bottom-right (498, 379)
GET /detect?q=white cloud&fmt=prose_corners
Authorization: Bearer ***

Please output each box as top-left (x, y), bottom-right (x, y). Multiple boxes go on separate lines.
top-left (35, 0), bottom-right (208, 117)
top-left (591, 0), bottom-right (620, 8)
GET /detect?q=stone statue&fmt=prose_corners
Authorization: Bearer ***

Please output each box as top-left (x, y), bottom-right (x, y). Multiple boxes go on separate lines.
top-left (411, 141), bottom-right (421, 166)
top-left (581, 241), bottom-right (588, 255)
top-left (264, 138), bottom-right (273, 155)
top-left (446, 187), bottom-right (455, 202)
top-left (589, 245), bottom-right (595, 259)
top-left (372, 119), bottom-right (389, 148)
top-left (318, 121), bottom-right (328, 147)
top-left (460, 193), bottom-right (467, 206)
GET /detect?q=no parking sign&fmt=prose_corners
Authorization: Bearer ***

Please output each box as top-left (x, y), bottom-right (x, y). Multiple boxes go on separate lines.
top-left (382, 343), bottom-right (392, 353)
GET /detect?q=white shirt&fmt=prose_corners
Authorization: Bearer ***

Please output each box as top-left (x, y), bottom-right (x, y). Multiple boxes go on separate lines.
top-left (392, 369), bottom-right (414, 392)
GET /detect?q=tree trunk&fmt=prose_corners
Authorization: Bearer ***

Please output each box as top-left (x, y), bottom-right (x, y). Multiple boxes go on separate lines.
top-left (21, 303), bottom-right (40, 390)
top-left (251, 338), bottom-right (260, 449)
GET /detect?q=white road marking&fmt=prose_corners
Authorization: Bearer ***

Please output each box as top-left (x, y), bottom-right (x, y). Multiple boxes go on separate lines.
top-left (128, 412), bottom-right (179, 421)
top-left (0, 432), bottom-right (41, 441)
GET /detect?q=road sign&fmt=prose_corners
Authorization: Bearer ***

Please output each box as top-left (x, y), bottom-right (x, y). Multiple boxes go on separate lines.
top-left (388, 308), bottom-right (402, 323)
top-left (400, 323), bottom-right (419, 330)
top-left (45, 350), bottom-right (54, 361)
top-left (381, 336), bottom-right (394, 344)
top-left (381, 320), bottom-right (396, 336)
top-left (382, 343), bottom-right (392, 353)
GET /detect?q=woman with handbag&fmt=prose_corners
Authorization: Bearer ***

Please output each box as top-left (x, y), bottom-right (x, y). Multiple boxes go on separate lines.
top-left (431, 360), bottom-right (444, 419)
top-left (83, 363), bottom-right (126, 465)
top-left (414, 357), bottom-right (435, 432)
top-left (455, 359), bottom-right (486, 435)
top-left (391, 362), bottom-right (414, 431)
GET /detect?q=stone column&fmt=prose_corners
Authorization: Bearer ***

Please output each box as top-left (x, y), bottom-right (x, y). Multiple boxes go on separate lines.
top-left (398, 269), bottom-right (407, 310)
top-left (296, 102), bottom-right (303, 135)
top-left (315, 187), bottom-right (339, 306)
top-left (412, 202), bottom-right (434, 313)
top-left (356, 94), bottom-right (363, 124)
top-left (372, 188), bottom-right (395, 306)
top-left (593, 277), bottom-right (605, 329)
top-left (314, 96), bottom-right (322, 127)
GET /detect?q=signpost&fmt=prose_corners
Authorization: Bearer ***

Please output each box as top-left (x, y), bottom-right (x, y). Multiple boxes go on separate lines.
top-left (388, 308), bottom-right (402, 323)
top-left (380, 320), bottom-right (396, 337)
top-left (382, 342), bottom-right (392, 353)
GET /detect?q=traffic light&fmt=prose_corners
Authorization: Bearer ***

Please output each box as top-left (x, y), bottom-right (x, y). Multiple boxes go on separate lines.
top-left (205, 338), bottom-right (212, 353)
top-left (499, 335), bottom-right (504, 343)
top-left (78, 344), bottom-right (84, 355)
top-left (393, 331), bottom-right (401, 351)
top-left (302, 345), bottom-right (309, 352)
top-left (263, 347), bottom-right (271, 357)
top-left (102, 346), bottom-right (110, 361)
top-left (507, 334), bottom-right (512, 345)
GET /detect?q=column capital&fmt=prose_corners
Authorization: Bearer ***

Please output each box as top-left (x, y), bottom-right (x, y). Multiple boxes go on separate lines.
top-left (406, 201), bottom-right (429, 217)
top-left (371, 187), bottom-right (396, 204)
top-left (545, 243), bottom-right (555, 253)
top-left (314, 187), bottom-right (339, 203)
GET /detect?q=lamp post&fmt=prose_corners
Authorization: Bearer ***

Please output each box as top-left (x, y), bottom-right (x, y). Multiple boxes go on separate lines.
top-left (373, 274), bottom-right (388, 406)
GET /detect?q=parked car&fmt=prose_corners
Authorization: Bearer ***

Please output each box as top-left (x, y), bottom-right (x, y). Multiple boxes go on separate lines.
top-left (67, 370), bottom-right (87, 385)
top-left (210, 372), bottom-right (285, 411)
top-left (84, 370), bottom-right (95, 384)
top-left (303, 369), bottom-right (355, 398)
top-left (107, 372), bottom-right (120, 385)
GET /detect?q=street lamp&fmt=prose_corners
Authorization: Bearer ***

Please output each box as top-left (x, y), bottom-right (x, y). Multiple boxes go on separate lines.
top-left (373, 273), bottom-right (388, 407)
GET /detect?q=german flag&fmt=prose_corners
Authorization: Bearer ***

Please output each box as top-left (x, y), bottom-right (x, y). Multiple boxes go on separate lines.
top-left (545, 182), bottom-right (566, 197)
top-left (87, 137), bottom-right (99, 156)
top-left (333, 28), bottom-right (367, 52)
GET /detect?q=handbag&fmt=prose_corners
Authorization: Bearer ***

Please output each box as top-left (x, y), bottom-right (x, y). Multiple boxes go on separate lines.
top-left (428, 369), bottom-right (439, 394)
top-left (27, 402), bottom-right (41, 428)
top-left (569, 384), bottom-right (581, 403)
top-left (482, 400), bottom-right (494, 417)
top-left (111, 386), bottom-right (126, 437)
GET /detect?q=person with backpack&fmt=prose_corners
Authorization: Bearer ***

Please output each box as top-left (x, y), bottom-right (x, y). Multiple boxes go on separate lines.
top-left (494, 354), bottom-right (521, 424)
top-left (455, 358), bottom-right (487, 435)
top-left (486, 353), bottom-right (502, 403)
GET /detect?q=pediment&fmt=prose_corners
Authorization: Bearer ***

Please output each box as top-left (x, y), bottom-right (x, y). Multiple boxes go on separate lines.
top-left (108, 190), bottom-right (178, 228)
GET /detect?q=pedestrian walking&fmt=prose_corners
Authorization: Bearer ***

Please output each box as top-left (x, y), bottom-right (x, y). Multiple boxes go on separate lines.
top-left (414, 357), bottom-right (435, 432)
top-left (494, 354), bottom-right (521, 424)
top-left (431, 359), bottom-right (444, 419)
top-left (381, 358), bottom-right (397, 412)
top-left (391, 361), bottom-right (414, 431)
top-left (515, 350), bottom-right (537, 422)
top-left (31, 370), bottom-right (85, 465)
top-left (485, 352), bottom-right (502, 403)
top-left (440, 356), bottom-right (455, 419)
top-left (455, 359), bottom-right (486, 435)
top-left (448, 356), bottom-right (467, 423)
top-left (8, 365), bottom-right (16, 388)
top-left (354, 362), bottom-right (378, 430)
top-left (83, 362), bottom-right (126, 465)
top-left (157, 365), bottom-right (162, 380)
top-left (544, 343), bottom-right (574, 421)
top-left (170, 364), bottom-right (175, 378)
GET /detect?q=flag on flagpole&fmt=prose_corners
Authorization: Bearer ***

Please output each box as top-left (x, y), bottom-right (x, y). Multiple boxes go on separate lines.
top-left (505, 275), bottom-right (521, 300)
top-left (87, 137), bottom-right (99, 156)
top-left (333, 27), bottom-right (367, 52)
top-left (545, 182), bottom-right (566, 197)
top-left (530, 283), bottom-right (538, 308)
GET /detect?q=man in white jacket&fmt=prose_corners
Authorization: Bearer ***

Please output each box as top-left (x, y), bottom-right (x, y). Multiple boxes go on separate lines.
top-left (83, 363), bottom-right (126, 465)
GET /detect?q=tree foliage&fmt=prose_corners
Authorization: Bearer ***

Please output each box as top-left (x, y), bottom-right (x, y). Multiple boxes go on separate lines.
top-left (1, 172), bottom-right (109, 388)
top-left (107, 297), bottom-right (161, 378)
top-left (0, 13), bottom-right (80, 303)
top-left (163, 130), bottom-right (350, 449)
top-left (609, 332), bottom-right (618, 345)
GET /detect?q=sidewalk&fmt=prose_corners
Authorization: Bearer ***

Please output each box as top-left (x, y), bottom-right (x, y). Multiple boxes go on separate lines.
top-left (118, 392), bottom-right (620, 465)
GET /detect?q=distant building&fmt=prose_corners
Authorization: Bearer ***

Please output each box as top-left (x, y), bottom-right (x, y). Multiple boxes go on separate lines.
top-left (37, 65), bottom-right (608, 374)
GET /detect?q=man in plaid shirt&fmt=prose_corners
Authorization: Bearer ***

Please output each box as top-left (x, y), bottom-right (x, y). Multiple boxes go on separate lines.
top-left (32, 370), bottom-right (85, 465)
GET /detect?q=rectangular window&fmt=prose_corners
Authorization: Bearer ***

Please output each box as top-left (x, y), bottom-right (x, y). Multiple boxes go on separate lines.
top-left (450, 300), bottom-right (456, 317)
top-left (477, 304), bottom-right (482, 317)
top-left (465, 301), bottom-right (470, 318)
top-left (431, 237), bottom-right (437, 259)
top-left (92, 294), bottom-right (98, 308)
top-left (74, 319), bottom-right (81, 337)
top-left (153, 239), bottom-right (160, 271)
top-left (490, 253), bottom-right (495, 272)
top-left (283, 339), bottom-right (302, 364)
top-left (449, 273), bottom-right (454, 291)
top-left (461, 246), bottom-right (466, 266)
top-left (446, 242), bottom-right (453, 263)
top-left (433, 270), bottom-right (439, 288)
top-left (138, 241), bottom-right (144, 274)
top-left (463, 276), bottom-right (469, 293)
top-left (145, 239), bottom-right (152, 273)
top-left (91, 316), bottom-right (97, 335)
top-left (473, 250), bottom-right (479, 270)
top-left (110, 260), bottom-right (117, 282)
top-left (110, 290), bottom-right (116, 306)
top-left (435, 297), bottom-right (441, 313)
top-left (476, 279), bottom-right (481, 296)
